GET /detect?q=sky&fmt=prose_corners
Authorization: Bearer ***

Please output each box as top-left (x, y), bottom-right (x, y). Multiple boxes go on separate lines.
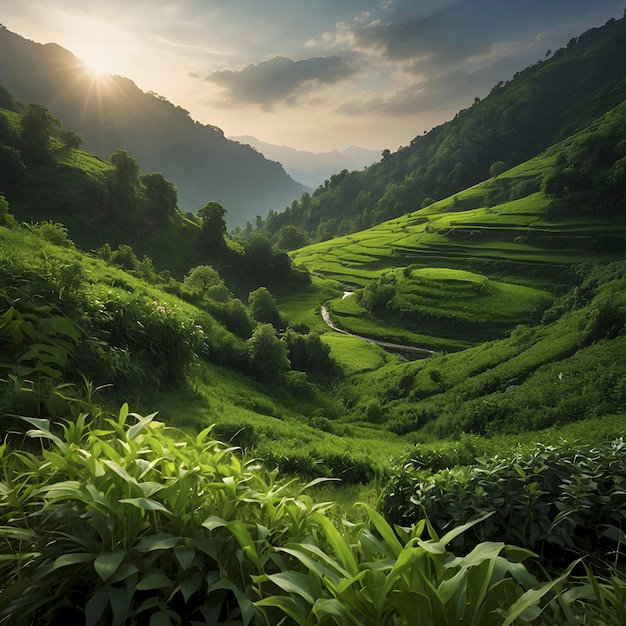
top-left (1, 1), bottom-right (624, 152)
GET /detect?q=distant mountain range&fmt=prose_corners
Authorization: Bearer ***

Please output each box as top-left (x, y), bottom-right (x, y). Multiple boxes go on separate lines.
top-left (0, 26), bottom-right (306, 225)
top-left (230, 136), bottom-right (381, 189)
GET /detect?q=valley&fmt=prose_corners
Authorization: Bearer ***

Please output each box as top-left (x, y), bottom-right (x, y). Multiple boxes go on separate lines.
top-left (1, 10), bottom-right (626, 625)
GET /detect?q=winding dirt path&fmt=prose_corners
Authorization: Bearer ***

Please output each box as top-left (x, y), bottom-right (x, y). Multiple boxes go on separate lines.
top-left (321, 304), bottom-right (436, 360)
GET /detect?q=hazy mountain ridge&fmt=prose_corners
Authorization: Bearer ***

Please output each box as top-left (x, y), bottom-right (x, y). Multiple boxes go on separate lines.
top-left (0, 27), bottom-right (307, 225)
top-left (230, 135), bottom-right (380, 189)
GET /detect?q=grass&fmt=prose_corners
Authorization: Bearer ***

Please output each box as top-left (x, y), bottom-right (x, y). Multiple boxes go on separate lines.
top-left (291, 153), bottom-right (626, 291)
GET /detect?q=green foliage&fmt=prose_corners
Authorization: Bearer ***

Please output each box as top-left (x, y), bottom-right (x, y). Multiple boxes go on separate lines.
top-left (0, 194), bottom-right (16, 228)
top-left (141, 172), bottom-right (177, 218)
top-left (83, 293), bottom-right (206, 391)
top-left (543, 101), bottom-right (626, 217)
top-left (381, 439), bottom-right (626, 569)
top-left (0, 408), bottom-right (615, 625)
top-left (0, 408), bottom-right (324, 624)
top-left (183, 264), bottom-right (224, 298)
top-left (248, 286), bottom-right (283, 329)
top-left (282, 328), bottom-right (335, 375)
top-left (26, 220), bottom-right (74, 248)
top-left (60, 128), bottom-right (82, 149)
top-left (197, 200), bottom-right (227, 252)
top-left (267, 15), bottom-right (626, 240)
top-left (19, 102), bottom-right (59, 163)
top-left (247, 323), bottom-right (291, 383)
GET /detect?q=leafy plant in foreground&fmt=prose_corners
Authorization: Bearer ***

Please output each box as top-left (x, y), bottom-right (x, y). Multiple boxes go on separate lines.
top-left (0, 406), bottom-right (606, 625)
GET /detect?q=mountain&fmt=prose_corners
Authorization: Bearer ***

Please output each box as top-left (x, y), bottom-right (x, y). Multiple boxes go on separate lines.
top-left (0, 26), bottom-right (307, 225)
top-left (229, 135), bottom-right (380, 189)
top-left (262, 14), bottom-right (626, 241)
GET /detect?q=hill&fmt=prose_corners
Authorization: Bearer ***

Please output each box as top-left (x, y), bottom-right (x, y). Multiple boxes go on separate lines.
top-left (263, 14), bottom-right (626, 241)
top-left (230, 135), bottom-right (380, 189)
top-left (0, 26), bottom-right (306, 225)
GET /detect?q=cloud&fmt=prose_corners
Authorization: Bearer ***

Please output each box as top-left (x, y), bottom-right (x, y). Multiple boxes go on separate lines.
top-left (205, 55), bottom-right (356, 107)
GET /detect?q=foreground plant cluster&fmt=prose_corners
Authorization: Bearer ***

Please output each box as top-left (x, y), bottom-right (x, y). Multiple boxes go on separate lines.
top-left (0, 408), bottom-right (624, 625)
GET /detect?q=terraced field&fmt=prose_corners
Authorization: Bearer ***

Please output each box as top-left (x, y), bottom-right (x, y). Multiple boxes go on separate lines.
top-left (291, 156), bottom-right (626, 290)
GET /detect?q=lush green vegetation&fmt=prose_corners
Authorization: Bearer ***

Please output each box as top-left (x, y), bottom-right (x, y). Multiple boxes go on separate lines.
top-left (2, 13), bottom-right (626, 624)
top-left (382, 438), bottom-right (626, 568)
top-left (5, 410), bottom-right (626, 625)
top-left (262, 15), bottom-right (626, 242)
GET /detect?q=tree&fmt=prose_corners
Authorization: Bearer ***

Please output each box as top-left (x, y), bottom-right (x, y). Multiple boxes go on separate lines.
top-left (60, 129), bottom-right (82, 149)
top-left (276, 225), bottom-right (308, 250)
top-left (142, 172), bottom-right (178, 217)
top-left (248, 286), bottom-right (282, 329)
top-left (197, 201), bottom-right (227, 250)
top-left (20, 103), bottom-right (59, 162)
top-left (247, 323), bottom-right (290, 382)
top-left (0, 194), bottom-right (16, 228)
top-left (489, 161), bottom-right (507, 178)
top-left (243, 234), bottom-right (274, 279)
top-left (109, 150), bottom-right (140, 209)
top-left (184, 265), bottom-right (224, 298)
top-left (0, 145), bottom-right (26, 189)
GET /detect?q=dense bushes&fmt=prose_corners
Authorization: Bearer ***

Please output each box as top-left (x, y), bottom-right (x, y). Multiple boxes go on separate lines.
top-left (1, 408), bottom-right (621, 625)
top-left (381, 439), bottom-right (626, 569)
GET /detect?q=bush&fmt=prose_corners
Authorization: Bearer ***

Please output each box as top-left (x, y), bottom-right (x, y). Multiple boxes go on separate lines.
top-left (380, 439), bottom-right (626, 569)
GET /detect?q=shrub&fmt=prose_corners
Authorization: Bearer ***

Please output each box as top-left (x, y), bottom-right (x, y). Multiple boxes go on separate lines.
top-left (380, 439), bottom-right (626, 569)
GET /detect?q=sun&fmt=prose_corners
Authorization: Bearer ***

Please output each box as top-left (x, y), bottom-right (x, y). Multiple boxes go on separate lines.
top-left (82, 52), bottom-right (111, 77)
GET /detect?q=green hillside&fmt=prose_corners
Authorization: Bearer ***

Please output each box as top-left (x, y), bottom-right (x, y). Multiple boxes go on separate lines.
top-left (0, 27), bottom-right (306, 223)
top-left (2, 14), bottom-right (626, 624)
top-left (264, 14), bottom-right (626, 241)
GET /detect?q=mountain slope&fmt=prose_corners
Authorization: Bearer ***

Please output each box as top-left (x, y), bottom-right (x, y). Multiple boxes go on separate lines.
top-left (264, 14), bottom-right (626, 240)
top-left (0, 26), bottom-right (306, 225)
top-left (230, 135), bottom-right (380, 189)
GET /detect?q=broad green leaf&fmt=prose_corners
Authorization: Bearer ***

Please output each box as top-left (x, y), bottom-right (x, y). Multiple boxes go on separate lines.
top-left (255, 595), bottom-right (308, 624)
top-left (36, 552), bottom-right (94, 579)
top-left (174, 546), bottom-right (196, 570)
top-left (500, 562), bottom-right (577, 626)
top-left (439, 511), bottom-right (494, 547)
top-left (102, 459), bottom-right (139, 486)
top-left (85, 585), bottom-right (110, 626)
top-left (312, 597), bottom-right (346, 622)
top-left (357, 503), bottom-right (404, 558)
top-left (94, 551), bottom-right (126, 581)
top-left (266, 571), bottom-right (322, 605)
top-left (417, 539), bottom-right (446, 555)
top-left (445, 541), bottom-right (504, 570)
top-left (109, 585), bottom-right (132, 626)
top-left (34, 480), bottom-right (86, 501)
top-left (128, 412), bottom-right (158, 440)
top-left (179, 572), bottom-right (203, 603)
top-left (281, 543), bottom-right (350, 579)
top-left (120, 497), bottom-right (170, 513)
top-left (118, 403), bottom-right (130, 427)
top-left (208, 578), bottom-right (257, 626)
top-left (202, 515), bottom-right (227, 531)
top-left (301, 476), bottom-right (341, 491)
top-left (311, 513), bottom-right (358, 576)
top-left (40, 315), bottom-right (82, 339)
top-left (226, 519), bottom-right (261, 568)
top-left (150, 611), bottom-right (176, 626)
top-left (110, 563), bottom-right (140, 584)
top-left (137, 572), bottom-right (174, 590)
